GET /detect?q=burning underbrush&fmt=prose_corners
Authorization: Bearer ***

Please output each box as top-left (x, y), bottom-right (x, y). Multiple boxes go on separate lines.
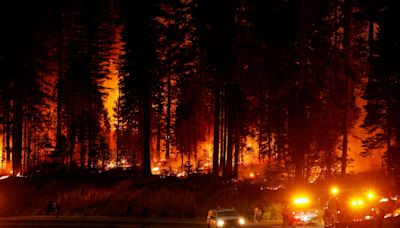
top-left (0, 173), bottom-right (283, 220)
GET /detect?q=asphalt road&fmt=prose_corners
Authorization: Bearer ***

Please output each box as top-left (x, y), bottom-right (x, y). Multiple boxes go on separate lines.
top-left (0, 216), bottom-right (324, 228)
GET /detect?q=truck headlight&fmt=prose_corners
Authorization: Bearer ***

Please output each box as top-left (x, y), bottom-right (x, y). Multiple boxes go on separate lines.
top-left (217, 219), bottom-right (225, 227)
top-left (239, 218), bottom-right (245, 225)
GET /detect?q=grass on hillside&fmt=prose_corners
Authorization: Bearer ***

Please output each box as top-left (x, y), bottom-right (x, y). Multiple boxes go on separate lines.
top-left (0, 174), bottom-right (284, 221)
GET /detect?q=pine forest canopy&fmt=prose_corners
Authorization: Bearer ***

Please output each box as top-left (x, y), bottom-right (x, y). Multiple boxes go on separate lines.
top-left (0, 0), bottom-right (398, 185)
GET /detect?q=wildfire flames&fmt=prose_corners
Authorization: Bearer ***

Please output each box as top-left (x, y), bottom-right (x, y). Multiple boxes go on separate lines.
top-left (0, 10), bottom-right (383, 179)
top-left (0, 66), bottom-right (383, 179)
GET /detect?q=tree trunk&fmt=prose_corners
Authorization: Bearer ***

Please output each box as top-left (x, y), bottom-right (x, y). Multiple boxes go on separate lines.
top-left (386, 108), bottom-right (391, 175)
top-left (212, 87), bottom-right (220, 176)
top-left (23, 114), bottom-right (27, 174)
top-left (68, 105), bottom-right (76, 172)
top-left (188, 124), bottom-right (191, 166)
top-left (341, 0), bottom-right (352, 176)
top-left (156, 100), bottom-right (161, 162)
top-left (56, 6), bottom-right (64, 158)
top-left (88, 95), bottom-right (93, 170)
top-left (5, 98), bottom-right (11, 164)
top-left (267, 99), bottom-right (272, 160)
top-left (80, 121), bottom-right (85, 169)
top-left (233, 124), bottom-right (240, 179)
top-left (194, 126), bottom-right (197, 162)
top-left (225, 124), bottom-right (233, 178)
top-left (341, 79), bottom-right (350, 176)
top-left (27, 115), bottom-right (32, 176)
top-left (258, 114), bottom-right (263, 161)
top-left (116, 97), bottom-right (120, 167)
top-left (294, 0), bottom-right (306, 182)
top-left (68, 125), bottom-right (76, 172)
top-left (165, 69), bottom-right (172, 159)
top-left (142, 79), bottom-right (152, 177)
top-left (181, 131), bottom-right (184, 172)
top-left (12, 98), bottom-right (23, 175)
top-left (220, 94), bottom-right (226, 172)
top-left (1, 112), bottom-right (5, 168)
top-left (33, 126), bottom-right (38, 167)
top-left (258, 88), bottom-right (265, 161)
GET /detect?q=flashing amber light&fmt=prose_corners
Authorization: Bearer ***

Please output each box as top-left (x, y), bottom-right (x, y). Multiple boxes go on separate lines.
top-left (350, 198), bottom-right (364, 208)
top-left (367, 191), bottom-right (375, 200)
top-left (293, 197), bottom-right (310, 205)
top-left (249, 172), bottom-right (255, 178)
top-left (330, 186), bottom-right (339, 195)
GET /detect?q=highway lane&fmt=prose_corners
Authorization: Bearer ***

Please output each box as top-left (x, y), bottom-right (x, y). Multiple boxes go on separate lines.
top-left (0, 216), bottom-right (324, 228)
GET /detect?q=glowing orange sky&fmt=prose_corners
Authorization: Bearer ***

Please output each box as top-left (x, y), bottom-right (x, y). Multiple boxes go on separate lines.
top-left (348, 93), bottom-right (383, 173)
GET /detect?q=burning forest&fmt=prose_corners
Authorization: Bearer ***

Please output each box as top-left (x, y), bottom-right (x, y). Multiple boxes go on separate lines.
top-left (0, 0), bottom-right (399, 187)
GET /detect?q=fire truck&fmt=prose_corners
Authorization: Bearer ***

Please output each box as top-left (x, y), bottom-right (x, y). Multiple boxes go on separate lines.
top-left (323, 186), bottom-right (382, 228)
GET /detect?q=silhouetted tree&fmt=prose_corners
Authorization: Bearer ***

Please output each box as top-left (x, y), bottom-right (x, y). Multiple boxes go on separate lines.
top-left (363, 0), bottom-right (400, 185)
top-left (119, 0), bottom-right (160, 176)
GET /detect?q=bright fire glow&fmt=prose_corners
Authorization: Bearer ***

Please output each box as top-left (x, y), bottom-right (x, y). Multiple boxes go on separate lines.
top-left (103, 25), bottom-right (123, 128)
top-left (152, 166), bottom-right (160, 175)
top-left (107, 162), bottom-right (116, 170)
